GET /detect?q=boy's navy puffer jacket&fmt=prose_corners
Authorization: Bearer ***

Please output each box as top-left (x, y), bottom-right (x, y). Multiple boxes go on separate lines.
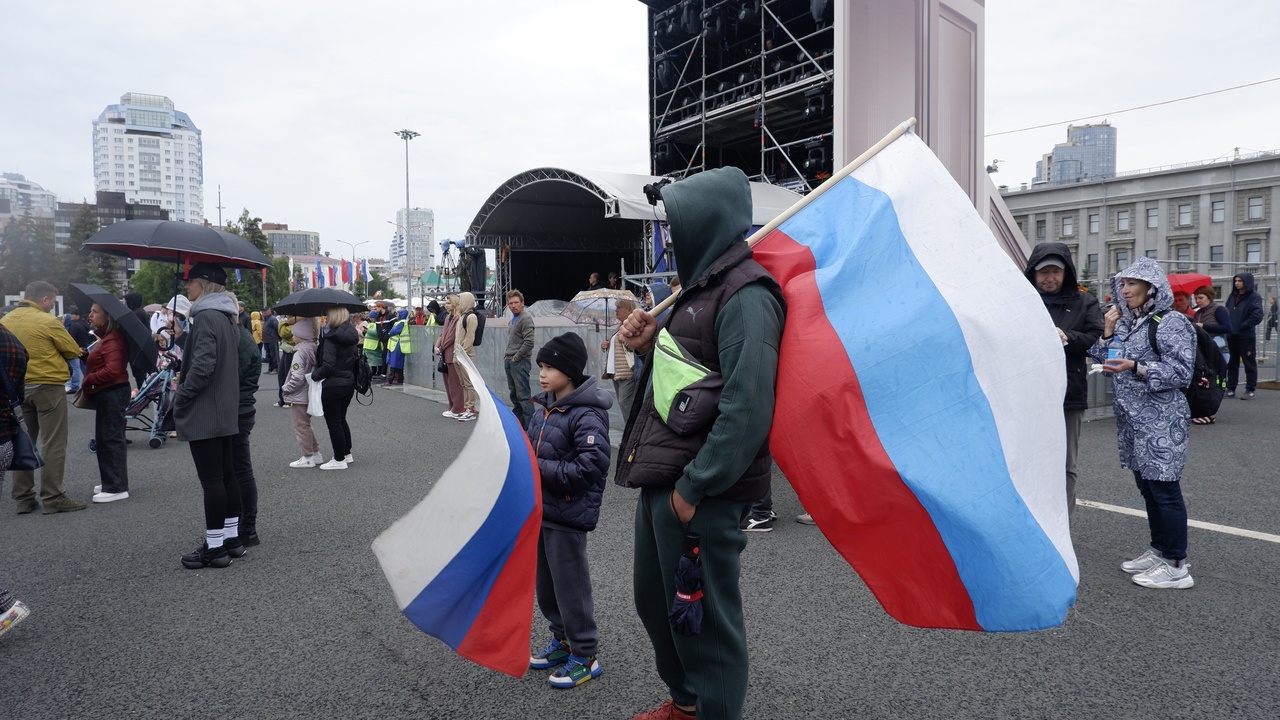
top-left (526, 375), bottom-right (613, 532)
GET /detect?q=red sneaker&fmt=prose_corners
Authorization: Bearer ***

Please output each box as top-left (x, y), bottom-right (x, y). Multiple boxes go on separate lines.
top-left (631, 700), bottom-right (697, 720)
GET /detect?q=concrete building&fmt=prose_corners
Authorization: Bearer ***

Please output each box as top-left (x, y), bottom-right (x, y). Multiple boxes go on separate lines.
top-left (1034, 123), bottom-right (1117, 187)
top-left (53, 191), bottom-right (170, 286)
top-left (390, 207), bottom-right (434, 278)
top-left (263, 223), bottom-right (320, 256)
top-left (93, 93), bottom-right (204, 224)
top-left (0, 173), bottom-right (58, 229)
top-left (1003, 148), bottom-right (1280, 299)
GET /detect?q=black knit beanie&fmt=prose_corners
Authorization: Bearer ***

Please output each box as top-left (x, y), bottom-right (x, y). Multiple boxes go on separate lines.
top-left (536, 333), bottom-right (588, 388)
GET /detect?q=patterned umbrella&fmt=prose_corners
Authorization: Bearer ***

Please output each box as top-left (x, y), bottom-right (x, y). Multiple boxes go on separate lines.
top-left (559, 289), bottom-right (638, 328)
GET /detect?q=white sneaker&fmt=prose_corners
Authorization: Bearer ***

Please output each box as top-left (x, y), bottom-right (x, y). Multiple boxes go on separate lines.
top-left (320, 458), bottom-right (348, 470)
top-left (91, 491), bottom-right (129, 503)
top-left (343, 454), bottom-right (354, 464)
top-left (0, 600), bottom-right (31, 638)
top-left (289, 456), bottom-right (317, 468)
top-left (442, 410), bottom-right (458, 418)
top-left (93, 484), bottom-right (102, 494)
top-left (796, 513), bottom-right (816, 525)
top-left (457, 410), bottom-right (476, 422)
top-left (1121, 548), bottom-right (1164, 575)
top-left (1132, 559), bottom-right (1194, 589)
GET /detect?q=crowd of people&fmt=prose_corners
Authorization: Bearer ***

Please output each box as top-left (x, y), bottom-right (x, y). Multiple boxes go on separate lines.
top-left (0, 179), bottom-right (1271, 718)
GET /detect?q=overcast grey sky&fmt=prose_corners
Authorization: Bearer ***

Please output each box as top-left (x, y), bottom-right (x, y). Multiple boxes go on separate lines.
top-left (4, 1), bottom-right (1278, 259)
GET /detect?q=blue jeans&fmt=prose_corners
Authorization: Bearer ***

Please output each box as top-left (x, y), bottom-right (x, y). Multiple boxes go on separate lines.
top-left (67, 358), bottom-right (84, 391)
top-left (1133, 471), bottom-right (1188, 562)
top-left (505, 357), bottom-right (533, 428)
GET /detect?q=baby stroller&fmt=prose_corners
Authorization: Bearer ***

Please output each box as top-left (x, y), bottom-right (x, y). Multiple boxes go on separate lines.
top-left (94, 350), bottom-right (180, 450)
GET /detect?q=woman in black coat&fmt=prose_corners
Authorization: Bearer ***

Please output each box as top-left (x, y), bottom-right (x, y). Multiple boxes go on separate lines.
top-left (312, 307), bottom-right (360, 470)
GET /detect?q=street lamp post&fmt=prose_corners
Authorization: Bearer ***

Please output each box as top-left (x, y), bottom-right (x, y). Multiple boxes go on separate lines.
top-left (394, 128), bottom-right (420, 306)
top-left (336, 239), bottom-right (370, 297)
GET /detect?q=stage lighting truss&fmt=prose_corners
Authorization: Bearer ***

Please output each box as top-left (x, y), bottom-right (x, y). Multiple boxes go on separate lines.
top-left (647, 0), bottom-right (834, 190)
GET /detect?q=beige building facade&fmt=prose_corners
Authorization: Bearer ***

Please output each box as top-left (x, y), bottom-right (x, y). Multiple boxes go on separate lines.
top-left (1002, 151), bottom-right (1280, 299)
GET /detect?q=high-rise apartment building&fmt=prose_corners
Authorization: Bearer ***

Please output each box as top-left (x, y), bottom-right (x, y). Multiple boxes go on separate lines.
top-left (1034, 123), bottom-right (1117, 186)
top-left (93, 93), bottom-right (204, 223)
top-left (390, 207), bottom-right (434, 277)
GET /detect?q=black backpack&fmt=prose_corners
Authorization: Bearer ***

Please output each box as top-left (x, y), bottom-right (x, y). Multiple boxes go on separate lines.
top-left (1147, 313), bottom-right (1227, 418)
top-left (354, 352), bottom-right (373, 396)
top-left (466, 308), bottom-right (485, 346)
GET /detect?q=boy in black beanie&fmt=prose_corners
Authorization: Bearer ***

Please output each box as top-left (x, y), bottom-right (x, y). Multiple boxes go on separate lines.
top-left (526, 332), bottom-right (613, 688)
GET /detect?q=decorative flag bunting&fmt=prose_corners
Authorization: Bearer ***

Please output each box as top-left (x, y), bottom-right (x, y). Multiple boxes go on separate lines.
top-left (363, 259), bottom-right (371, 283)
top-left (751, 125), bottom-right (1078, 632)
top-left (316, 260), bottom-right (323, 288)
top-left (327, 265), bottom-right (336, 286)
top-left (341, 258), bottom-right (350, 284)
top-left (372, 352), bottom-right (541, 677)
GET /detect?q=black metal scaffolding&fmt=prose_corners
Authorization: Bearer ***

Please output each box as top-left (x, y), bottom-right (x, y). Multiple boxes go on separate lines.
top-left (645, 0), bottom-right (835, 192)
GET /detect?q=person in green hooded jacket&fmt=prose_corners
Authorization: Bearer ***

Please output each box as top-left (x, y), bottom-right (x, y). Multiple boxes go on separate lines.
top-left (615, 167), bottom-right (785, 720)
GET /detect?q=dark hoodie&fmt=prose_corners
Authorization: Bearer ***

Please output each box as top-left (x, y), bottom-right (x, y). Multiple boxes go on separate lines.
top-left (1024, 242), bottom-right (1104, 410)
top-left (616, 167), bottom-right (785, 504)
top-left (1225, 272), bottom-right (1264, 339)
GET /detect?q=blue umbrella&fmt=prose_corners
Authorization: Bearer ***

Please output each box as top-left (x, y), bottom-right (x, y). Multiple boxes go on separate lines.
top-left (668, 532), bottom-right (704, 636)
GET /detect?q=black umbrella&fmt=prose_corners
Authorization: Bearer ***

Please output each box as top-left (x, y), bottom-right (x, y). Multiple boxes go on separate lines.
top-left (273, 287), bottom-right (367, 317)
top-left (68, 283), bottom-right (158, 370)
top-left (668, 532), bottom-right (704, 637)
top-left (83, 219), bottom-right (272, 269)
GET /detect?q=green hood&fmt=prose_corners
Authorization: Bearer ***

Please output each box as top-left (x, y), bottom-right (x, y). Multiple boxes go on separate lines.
top-left (661, 167), bottom-right (753, 285)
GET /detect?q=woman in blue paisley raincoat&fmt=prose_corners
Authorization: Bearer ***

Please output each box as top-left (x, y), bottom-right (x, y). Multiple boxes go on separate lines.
top-left (1088, 257), bottom-right (1197, 590)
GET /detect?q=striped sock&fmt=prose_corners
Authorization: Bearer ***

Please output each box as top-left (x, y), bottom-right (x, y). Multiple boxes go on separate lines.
top-left (223, 517), bottom-right (239, 540)
top-left (206, 529), bottom-right (225, 549)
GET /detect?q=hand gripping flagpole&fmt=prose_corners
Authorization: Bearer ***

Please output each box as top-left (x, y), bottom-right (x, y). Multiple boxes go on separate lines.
top-left (644, 117), bottom-right (918, 319)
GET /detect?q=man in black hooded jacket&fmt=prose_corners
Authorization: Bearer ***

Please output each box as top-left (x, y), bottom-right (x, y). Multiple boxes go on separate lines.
top-left (1024, 242), bottom-right (1103, 518)
top-left (1225, 272), bottom-right (1264, 399)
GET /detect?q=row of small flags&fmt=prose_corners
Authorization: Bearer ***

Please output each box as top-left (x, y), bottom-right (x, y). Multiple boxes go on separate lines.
top-left (285, 258), bottom-right (370, 291)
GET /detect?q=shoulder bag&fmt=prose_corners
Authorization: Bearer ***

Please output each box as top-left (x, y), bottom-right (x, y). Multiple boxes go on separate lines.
top-left (0, 370), bottom-right (44, 471)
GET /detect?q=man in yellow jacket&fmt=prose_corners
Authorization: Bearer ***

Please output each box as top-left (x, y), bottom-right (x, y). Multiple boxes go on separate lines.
top-left (1, 281), bottom-right (87, 514)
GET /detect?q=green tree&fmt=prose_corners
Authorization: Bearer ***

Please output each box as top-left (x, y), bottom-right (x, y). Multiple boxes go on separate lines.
top-left (129, 260), bottom-right (184, 305)
top-left (0, 209), bottom-right (55, 296)
top-left (60, 205), bottom-right (123, 294)
top-left (361, 270), bottom-right (398, 301)
top-left (223, 209), bottom-right (274, 310)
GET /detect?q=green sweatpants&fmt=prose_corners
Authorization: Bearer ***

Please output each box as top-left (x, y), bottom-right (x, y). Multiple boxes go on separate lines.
top-left (633, 488), bottom-right (751, 720)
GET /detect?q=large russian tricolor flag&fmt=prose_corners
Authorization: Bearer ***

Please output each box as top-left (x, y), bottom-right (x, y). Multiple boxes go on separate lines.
top-left (752, 128), bottom-right (1078, 632)
top-left (372, 352), bottom-right (542, 675)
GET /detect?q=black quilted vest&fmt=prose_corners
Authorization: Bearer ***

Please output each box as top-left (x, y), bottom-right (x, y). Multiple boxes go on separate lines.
top-left (614, 241), bottom-right (783, 502)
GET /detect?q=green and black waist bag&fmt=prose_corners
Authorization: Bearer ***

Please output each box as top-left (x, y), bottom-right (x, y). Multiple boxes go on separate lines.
top-left (652, 328), bottom-right (723, 436)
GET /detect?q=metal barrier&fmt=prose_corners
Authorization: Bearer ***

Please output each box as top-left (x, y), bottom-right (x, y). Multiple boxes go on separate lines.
top-left (403, 323), bottom-right (632, 429)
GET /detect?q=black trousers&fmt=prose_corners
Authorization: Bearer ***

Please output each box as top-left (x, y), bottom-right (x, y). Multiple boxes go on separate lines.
top-left (233, 412), bottom-right (258, 532)
top-left (188, 435), bottom-right (241, 530)
top-left (1226, 336), bottom-right (1257, 392)
top-left (93, 384), bottom-right (131, 494)
top-left (320, 386), bottom-right (355, 459)
top-left (277, 351), bottom-right (294, 405)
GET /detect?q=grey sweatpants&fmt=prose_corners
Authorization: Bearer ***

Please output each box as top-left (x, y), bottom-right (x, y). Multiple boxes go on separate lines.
top-left (535, 526), bottom-right (599, 658)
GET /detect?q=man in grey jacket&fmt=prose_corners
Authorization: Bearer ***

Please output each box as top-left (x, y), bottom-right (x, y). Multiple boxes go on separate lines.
top-left (504, 289), bottom-right (535, 428)
top-left (174, 262), bottom-right (245, 570)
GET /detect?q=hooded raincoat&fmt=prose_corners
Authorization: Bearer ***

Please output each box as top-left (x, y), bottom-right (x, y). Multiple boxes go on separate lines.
top-left (1088, 258), bottom-right (1196, 482)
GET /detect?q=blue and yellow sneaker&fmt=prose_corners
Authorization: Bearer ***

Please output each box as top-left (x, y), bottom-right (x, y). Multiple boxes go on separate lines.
top-left (547, 653), bottom-right (601, 688)
top-left (529, 636), bottom-right (571, 669)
